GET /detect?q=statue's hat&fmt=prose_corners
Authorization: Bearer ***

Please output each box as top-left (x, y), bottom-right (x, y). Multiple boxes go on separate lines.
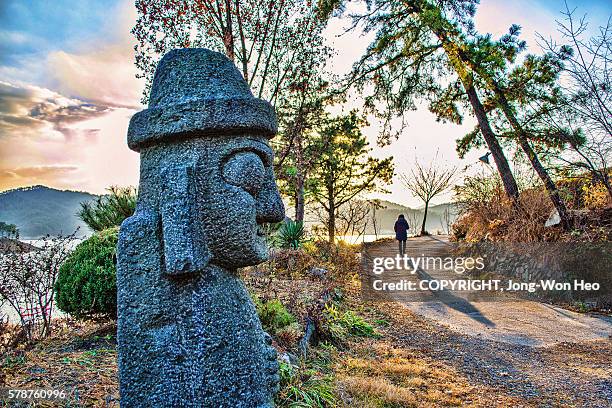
top-left (127, 48), bottom-right (277, 152)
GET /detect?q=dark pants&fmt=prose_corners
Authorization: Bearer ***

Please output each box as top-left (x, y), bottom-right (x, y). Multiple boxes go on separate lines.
top-left (398, 239), bottom-right (406, 255)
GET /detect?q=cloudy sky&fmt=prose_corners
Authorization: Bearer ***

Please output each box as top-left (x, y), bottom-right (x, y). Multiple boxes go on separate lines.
top-left (0, 0), bottom-right (609, 206)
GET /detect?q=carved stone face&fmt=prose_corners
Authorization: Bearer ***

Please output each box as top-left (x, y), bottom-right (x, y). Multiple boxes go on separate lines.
top-left (195, 135), bottom-right (285, 269)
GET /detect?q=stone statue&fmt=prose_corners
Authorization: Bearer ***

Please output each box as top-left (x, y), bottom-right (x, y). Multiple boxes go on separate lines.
top-left (116, 48), bottom-right (285, 407)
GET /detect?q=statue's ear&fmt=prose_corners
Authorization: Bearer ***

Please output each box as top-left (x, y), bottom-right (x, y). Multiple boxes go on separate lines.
top-left (160, 165), bottom-right (210, 275)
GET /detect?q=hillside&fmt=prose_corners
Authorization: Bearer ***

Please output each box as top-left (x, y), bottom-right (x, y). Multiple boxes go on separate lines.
top-left (302, 199), bottom-right (459, 236)
top-left (0, 186), bottom-right (458, 238)
top-left (369, 200), bottom-right (459, 235)
top-left (0, 186), bottom-right (96, 239)
top-left (0, 237), bottom-right (39, 253)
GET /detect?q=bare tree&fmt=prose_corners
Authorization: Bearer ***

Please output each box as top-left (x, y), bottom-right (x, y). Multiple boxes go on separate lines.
top-left (441, 205), bottom-right (452, 235)
top-left (551, 124), bottom-right (612, 199)
top-left (368, 199), bottom-right (385, 240)
top-left (539, 3), bottom-right (611, 138)
top-left (0, 235), bottom-right (74, 341)
top-left (335, 199), bottom-right (370, 242)
top-left (538, 4), bottom-right (612, 198)
top-left (406, 212), bottom-right (420, 237)
top-left (400, 159), bottom-right (456, 236)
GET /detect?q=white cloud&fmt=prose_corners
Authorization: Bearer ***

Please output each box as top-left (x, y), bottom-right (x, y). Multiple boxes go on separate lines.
top-left (0, 0), bottom-right (141, 193)
top-left (45, 0), bottom-right (143, 108)
top-left (47, 47), bottom-right (141, 108)
top-left (0, 81), bottom-right (109, 138)
top-left (0, 81), bottom-right (139, 192)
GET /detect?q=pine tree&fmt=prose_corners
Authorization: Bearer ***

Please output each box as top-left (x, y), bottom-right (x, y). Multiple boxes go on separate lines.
top-left (306, 111), bottom-right (394, 242)
top-left (320, 0), bottom-right (521, 201)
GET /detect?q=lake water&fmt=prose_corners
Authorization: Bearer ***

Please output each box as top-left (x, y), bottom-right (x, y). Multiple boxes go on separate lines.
top-left (335, 234), bottom-right (422, 244)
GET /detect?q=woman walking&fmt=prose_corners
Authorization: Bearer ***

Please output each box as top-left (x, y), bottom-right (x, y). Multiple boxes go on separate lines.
top-left (394, 214), bottom-right (409, 255)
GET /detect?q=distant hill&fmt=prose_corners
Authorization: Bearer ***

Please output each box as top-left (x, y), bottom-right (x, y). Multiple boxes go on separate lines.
top-left (370, 200), bottom-right (459, 235)
top-left (0, 186), bottom-right (96, 239)
top-left (303, 199), bottom-right (459, 236)
top-left (0, 237), bottom-right (39, 254)
top-left (0, 185), bottom-right (459, 239)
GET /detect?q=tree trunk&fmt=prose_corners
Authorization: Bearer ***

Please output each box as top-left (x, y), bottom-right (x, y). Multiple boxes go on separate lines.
top-left (222, 0), bottom-right (235, 61)
top-left (294, 127), bottom-right (306, 223)
top-left (463, 85), bottom-right (520, 201)
top-left (493, 92), bottom-right (572, 230)
top-left (295, 175), bottom-right (305, 223)
top-left (234, 0), bottom-right (249, 81)
top-left (328, 210), bottom-right (335, 244)
top-left (515, 137), bottom-right (572, 229)
top-left (433, 30), bottom-right (520, 202)
top-left (421, 200), bottom-right (429, 235)
top-left (327, 195), bottom-right (335, 244)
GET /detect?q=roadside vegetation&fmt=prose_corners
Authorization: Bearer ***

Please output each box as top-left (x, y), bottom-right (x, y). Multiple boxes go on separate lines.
top-left (0, 227), bottom-right (531, 407)
top-left (453, 171), bottom-right (612, 243)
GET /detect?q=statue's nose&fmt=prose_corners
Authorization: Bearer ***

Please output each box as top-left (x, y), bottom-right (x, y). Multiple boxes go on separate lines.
top-left (256, 184), bottom-right (285, 224)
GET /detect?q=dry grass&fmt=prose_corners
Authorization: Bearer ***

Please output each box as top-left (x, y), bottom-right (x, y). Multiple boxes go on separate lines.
top-left (453, 175), bottom-right (612, 243)
top-left (339, 376), bottom-right (418, 407)
top-left (0, 240), bottom-right (549, 407)
top-left (1, 320), bottom-right (118, 407)
top-left (0, 294), bottom-right (535, 408)
top-left (333, 340), bottom-right (530, 408)
top-left (453, 188), bottom-right (561, 242)
top-left (336, 341), bottom-right (467, 407)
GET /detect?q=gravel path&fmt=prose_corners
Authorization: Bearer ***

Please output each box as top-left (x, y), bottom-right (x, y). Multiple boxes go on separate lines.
top-left (363, 236), bottom-right (612, 407)
top-left (378, 306), bottom-right (612, 407)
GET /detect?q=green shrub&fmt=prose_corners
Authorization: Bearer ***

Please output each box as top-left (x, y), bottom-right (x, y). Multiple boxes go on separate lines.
top-left (79, 186), bottom-right (136, 232)
top-left (55, 228), bottom-right (118, 319)
top-left (276, 221), bottom-right (306, 249)
top-left (255, 298), bottom-right (297, 334)
top-left (322, 304), bottom-right (378, 344)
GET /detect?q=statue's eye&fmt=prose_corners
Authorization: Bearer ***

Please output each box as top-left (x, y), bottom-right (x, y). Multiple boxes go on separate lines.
top-left (223, 152), bottom-right (266, 196)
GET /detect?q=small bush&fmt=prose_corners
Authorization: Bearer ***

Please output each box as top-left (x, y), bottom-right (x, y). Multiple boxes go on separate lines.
top-left (452, 187), bottom-right (560, 242)
top-left (255, 298), bottom-right (297, 334)
top-left (79, 186), bottom-right (136, 232)
top-left (558, 177), bottom-right (611, 210)
top-left (55, 228), bottom-right (118, 319)
top-left (582, 182), bottom-right (611, 209)
top-left (305, 241), bottom-right (361, 282)
top-left (275, 323), bottom-right (304, 347)
top-left (321, 304), bottom-right (377, 344)
top-left (0, 235), bottom-right (74, 340)
top-left (270, 249), bottom-right (317, 278)
top-left (276, 220), bottom-right (306, 249)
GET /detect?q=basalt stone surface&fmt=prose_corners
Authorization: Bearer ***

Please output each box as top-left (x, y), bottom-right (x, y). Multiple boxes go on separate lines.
top-left (117, 48), bottom-right (285, 407)
top-left (127, 48), bottom-right (277, 151)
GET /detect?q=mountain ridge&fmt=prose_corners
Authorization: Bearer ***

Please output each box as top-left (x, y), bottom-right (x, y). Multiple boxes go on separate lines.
top-left (0, 185), bottom-right (97, 239)
top-left (0, 186), bottom-right (458, 238)
top-left (0, 184), bottom-right (95, 197)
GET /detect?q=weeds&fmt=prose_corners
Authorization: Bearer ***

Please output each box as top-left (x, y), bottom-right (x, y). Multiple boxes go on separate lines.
top-left (254, 297), bottom-right (302, 344)
top-left (276, 351), bottom-right (337, 408)
top-left (2, 352), bottom-right (26, 368)
top-left (322, 304), bottom-right (379, 344)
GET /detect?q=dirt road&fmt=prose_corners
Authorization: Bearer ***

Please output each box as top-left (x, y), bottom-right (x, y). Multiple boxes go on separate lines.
top-left (363, 236), bottom-right (612, 407)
